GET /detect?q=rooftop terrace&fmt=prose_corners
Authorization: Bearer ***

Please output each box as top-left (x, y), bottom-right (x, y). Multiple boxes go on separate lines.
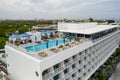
top-left (6, 37), bottom-right (87, 60)
top-left (6, 23), bottom-right (120, 60)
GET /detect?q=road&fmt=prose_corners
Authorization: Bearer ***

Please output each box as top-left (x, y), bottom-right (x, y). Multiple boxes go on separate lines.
top-left (109, 62), bottom-right (120, 80)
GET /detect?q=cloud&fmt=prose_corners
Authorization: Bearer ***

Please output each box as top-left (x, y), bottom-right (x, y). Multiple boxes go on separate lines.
top-left (0, 0), bottom-right (119, 19)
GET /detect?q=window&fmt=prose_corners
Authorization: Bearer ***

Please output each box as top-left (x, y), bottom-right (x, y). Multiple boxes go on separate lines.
top-left (84, 65), bottom-right (86, 68)
top-left (64, 68), bottom-right (69, 74)
top-left (72, 73), bottom-right (75, 78)
top-left (53, 74), bottom-right (59, 80)
top-left (88, 69), bottom-right (90, 72)
top-left (84, 57), bottom-right (87, 60)
top-left (78, 77), bottom-right (81, 80)
top-left (54, 64), bottom-right (59, 70)
top-left (78, 69), bottom-right (81, 73)
top-left (72, 55), bottom-right (76, 59)
top-left (72, 64), bottom-right (76, 69)
top-left (79, 52), bottom-right (82, 55)
top-left (42, 70), bottom-right (48, 76)
top-left (83, 73), bottom-right (86, 76)
top-left (64, 59), bottom-right (69, 64)
top-left (79, 60), bottom-right (81, 64)
top-left (66, 78), bottom-right (69, 80)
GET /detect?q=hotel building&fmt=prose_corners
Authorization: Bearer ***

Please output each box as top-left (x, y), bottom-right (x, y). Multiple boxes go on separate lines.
top-left (5, 22), bottom-right (120, 80)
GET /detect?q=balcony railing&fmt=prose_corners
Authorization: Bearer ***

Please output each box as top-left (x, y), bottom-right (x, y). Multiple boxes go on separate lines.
top-left (54, 67), bottom-right (64, 74)
top-left (64, 62), bottom-right (71, 67)
top-left (42, 72), bottom-right (53, 80)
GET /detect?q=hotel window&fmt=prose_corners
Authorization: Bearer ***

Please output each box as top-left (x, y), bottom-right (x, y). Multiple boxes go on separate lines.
top-left (79, 52), bottom-right (82, 56)
top-left (64, 68), bottom-right (69, 74)
top-left (78, 69), bottom-right (81, 73)
top-left (66, 78), bottom-right (69, 80)
top-left (54, 63), bottom-right (59, 70)
top-left (72, 55), bottom-right (76, 59)
top-left (83, 73), bottom-right (86, 76)
top-left (84, 57), bottom-right (87, 60)
top-left (78, 77), bottom-right (81, 80)
top-left (53, 74), bottom-right (60, 80)
top-left (42, 69), bottom-right (48, 76)
top-left (64, 59), bottom-right (69, 64)
top-left (84, 65), bottom-right (86, 68)
top-left (72, 64), bottom-right (76, 69)
top-left (79, 60), bottom-right (81, 64)
top-left (72, 73), bottom-right (75, 78)
top-left (88, 69), bottom-right (91, 72)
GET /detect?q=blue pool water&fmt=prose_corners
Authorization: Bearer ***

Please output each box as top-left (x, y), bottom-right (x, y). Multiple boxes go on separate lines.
top-left (25, 39), bottom-right (68, 52)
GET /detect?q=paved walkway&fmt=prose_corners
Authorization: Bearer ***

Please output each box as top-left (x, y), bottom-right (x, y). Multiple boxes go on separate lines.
top-left (109, 62), bottom-right (120, 80)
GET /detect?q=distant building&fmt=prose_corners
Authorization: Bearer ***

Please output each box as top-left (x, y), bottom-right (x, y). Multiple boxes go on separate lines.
top-left (32, 25), bottom-right (57, 31)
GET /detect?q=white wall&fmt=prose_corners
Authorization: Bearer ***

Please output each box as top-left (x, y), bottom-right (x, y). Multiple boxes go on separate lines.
top-left (5, 45), bottom-right (42, 80)
top-left (39, 41), bottom-right (93, 72)
top-left (58, 22), bottom-right (97, 33)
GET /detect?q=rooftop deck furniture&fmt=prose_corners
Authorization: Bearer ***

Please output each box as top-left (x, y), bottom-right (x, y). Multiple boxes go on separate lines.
top-left (35, 40), bottom-right (42, 43)
top-left (58, 45), bottom-right (64, 48)
top-left (38, 52), bottom-right (47, 57)
top-left (50, 48), bottom-right (59, 53)
top-left (43, 39), bottom-right (49, 42)
top-left (65, 43), bottom-right (70, 46)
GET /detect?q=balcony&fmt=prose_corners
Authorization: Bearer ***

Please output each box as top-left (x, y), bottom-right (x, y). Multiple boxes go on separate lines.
top-left (64, 62), bottom-right (71, 67)
top-left (54, 67), bottom-right (64, 74)
top-left (42, 72), bottom-right (53, 80)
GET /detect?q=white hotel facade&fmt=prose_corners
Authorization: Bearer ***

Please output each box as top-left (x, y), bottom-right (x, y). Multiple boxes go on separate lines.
top-left (5, 22), bottom-right (120, 80)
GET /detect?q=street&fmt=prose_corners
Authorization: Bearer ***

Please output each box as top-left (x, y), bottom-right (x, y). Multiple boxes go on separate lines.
top-left (109, 62), bottom-right (120, 80)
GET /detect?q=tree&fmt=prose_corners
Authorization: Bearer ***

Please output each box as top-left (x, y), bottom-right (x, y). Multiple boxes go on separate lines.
top-left (0, 37), bottom-right (6, 49)
top-left (0, 28), bottom-right (5, 37)
top-left (89, 17), bottom-right (94, 22)
top-left (18, 27), bottom-right (28, 34)
top-left (115, 48), bottom-right (120, 56)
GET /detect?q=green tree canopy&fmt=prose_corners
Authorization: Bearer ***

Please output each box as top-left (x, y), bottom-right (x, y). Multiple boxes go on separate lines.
top-left (18, 27), bottom-right (29, 34)
top-left (116, 48), bottom-right (120, 56)
top-left (0, 28), bottom-right (5, 37)
top-left (0, 37), bottom-right (6, 49)
top-left (89, 17), bottom-right (94, 22)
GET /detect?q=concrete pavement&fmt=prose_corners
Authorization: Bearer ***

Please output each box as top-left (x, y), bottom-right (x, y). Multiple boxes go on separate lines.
top-left (109, 62), bottom-right (120, 80)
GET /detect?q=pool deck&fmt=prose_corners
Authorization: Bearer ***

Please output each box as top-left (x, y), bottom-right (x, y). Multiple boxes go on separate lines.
top-left (6, 38), bottom-right (87, 60)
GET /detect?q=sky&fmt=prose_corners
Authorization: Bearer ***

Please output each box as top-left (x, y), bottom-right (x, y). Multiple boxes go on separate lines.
top-left (0, 0), bottom-right (120, 20)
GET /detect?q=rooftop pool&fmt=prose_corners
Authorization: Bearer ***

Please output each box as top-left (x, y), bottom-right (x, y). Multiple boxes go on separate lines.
top-left (25, 39), bottom-right (69, 52)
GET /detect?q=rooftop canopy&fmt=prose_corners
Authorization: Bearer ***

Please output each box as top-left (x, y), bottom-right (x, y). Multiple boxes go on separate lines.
top-left (58, 22), bottom-right (119, 34)
top-left (9, 33), bottom-right (32, 39)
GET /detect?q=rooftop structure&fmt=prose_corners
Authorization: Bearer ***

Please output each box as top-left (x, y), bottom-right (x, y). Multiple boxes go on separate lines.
top-left (58, 22), bottom-right (118, 34)
top-left (5, 22), bottom-right (120, 80)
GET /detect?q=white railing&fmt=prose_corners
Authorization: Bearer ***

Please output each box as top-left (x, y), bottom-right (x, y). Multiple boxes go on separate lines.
top-left (93, 30), bottom-right (120, 42)
top-left (42, 72), bottom-right (53, 80)
top-left (54, 67), bottom-right (64, 74)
